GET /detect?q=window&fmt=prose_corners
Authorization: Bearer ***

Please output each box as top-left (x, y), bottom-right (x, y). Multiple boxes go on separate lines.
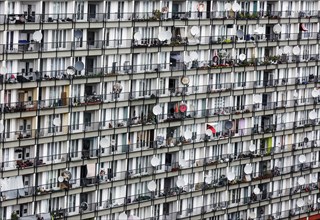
top-left (47, 142), bottom-right (62, 161)
top-left (53, 2), bottom-right (67, 18)
top-left (51, 30), bottom-right (66, 49)
top-left (71, 112), bottom-right (80, 130)
top-left (70, 140), bottom-right (79, 158)
top-left (76, 1), bottom-right (84, 20)
top-left (48, 114), bottom-right (62, 133)
top-left (68, 195), bottom-right (76, 212)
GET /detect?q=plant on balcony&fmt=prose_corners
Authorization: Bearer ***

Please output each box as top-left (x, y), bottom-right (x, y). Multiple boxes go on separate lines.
top-left (222, 38), bottom-right (232, 44)
top-left (11, 211), bottom-right (19, 220)
top-left (270, 55), bottom-right (280, 63)
top-left (152, 10), bottom-right (161, 20)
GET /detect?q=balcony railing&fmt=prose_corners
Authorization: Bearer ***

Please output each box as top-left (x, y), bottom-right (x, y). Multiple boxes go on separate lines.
top-left (0, 10), bottom-right (319, 24)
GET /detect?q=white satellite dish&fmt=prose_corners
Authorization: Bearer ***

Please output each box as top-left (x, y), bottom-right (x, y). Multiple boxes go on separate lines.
top-left (273, 24), bottom-right (282, 34)
top-left (205, 176), bottom-right (212, 184)
top-left (53, 118), bottom-right (61, 126)
top-left (205, 129), bottom-right (213, 136)
top-left (179, 159), bottom-right (187, 167)
top-left (249, 212), bottom-right (256, 219)
top-left (147, 180), bottom-right (157, 191)
top-left (299, 155), bottom-right (306, 163)
top-left (152, 105), bottom-right (162, 115)
top-left (190, 26), bottom-right (200, 36)
top-left (100, 137), bottom-right (109, 147)
top-left (33, 31), bottom-right (43, 42)
top-left (298, 177), bottom-right (306, 185)
top-left (239, 54), bottom-right (246, 61)
top-left (253, 94), bottom-right (262, 104)
top-left (74, 61), bottom-right (84, 71)
top-left (258, 27), bottom-right (264, 34)
top-left (0, 123), bottom-right (4, 133)
top-left (236, 30), bottom-right (244, 38)
top-left (118, 212), bottom-right (127, 220)
top-left (0, 66), bottom-right (7, 75)
top-left (227, 172), bottom-right (235, 181)
top-left (164, 31), bottom-right (172, 40)
top-left (249, 144), bottom-right (256, 152)
top-left (74, 30), bottom-right (83, 39)
top-left (283, 46), bottom-right (291, 54)
top-left (66, 66), bottom-right (75, 75)
top-left (190, 51), bottom-right (199, 61)
top-left (232, 2), bottom-right (241, 12)
top-left (244, 164), bottom-right (253, 174)
top-left (151, 157), bottom-right (160, 167)
top-left (309, 110), bottom-right (317, 120)
top-left (253, 187), bottom-right (260, 195)
top-left (58, 176), bottom-right (64, 183)
top-left (184, 55), bottom-right (192, 63)
top-left (293, 91), bottom-right (298, 98)
top-left (158, 31), bottom-right (166, 41)
top-left (176, 177), bottom-right (185, 188)
top-left (292, 46), bottom-right (300, 55)
top-left (297, 198), bottom-right (305, 207)
top-left (134, 32), bottom-right (142, 41)
top-left (113, 83), bottom-right (123, 94)
top-left (219, 50), bottom-right (228, 58)
top-left (312, 89), bottom-right (319, 98)
top-left (277, 49), bottom-right (283, 56)
top-left (184, 131), bottom-right (193, 140)
top-left (225, 3), bottom-right (232, 11)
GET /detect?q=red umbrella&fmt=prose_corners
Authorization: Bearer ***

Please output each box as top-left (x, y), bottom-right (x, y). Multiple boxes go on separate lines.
top-left (207, 123), bottom-right (217, 134)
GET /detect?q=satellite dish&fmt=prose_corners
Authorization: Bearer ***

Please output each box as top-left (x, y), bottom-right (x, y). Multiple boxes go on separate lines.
top-left (134, 32), bottom-right (142, 41)
top-left (184, 55), bottom-right (192, 63)
top-left (176, 177), bottom-right (185, 188)
top-left (249, 144), bottom-right (256, 152)
top-left (312, 176), bottom-right (318, 183)
top-left (297, 198), bottom-right (304, 207)
top-left (179, 159), bottom-right (187, 167)
top-left (239, 53), bottom-right (246, 61)
top-left (205, 176), bottom-right (212, 184)
top-left (309, 110), bottom-right (317, 120)
top-left (225, 121), bottom-right (233, 130)
top-left (151, 157), bottom-right (160, 167)
top-left (283, 46), bottom-right (291, 54)
top-left (113, 83), bottom-right (123, 94)
top-left (225, 3), bottom-right (232, 11)
top-left (152, 105), bottom-right (162, 115)
top-left (277, 49), bottom-right (283, 56)
top-left (205, 129), bottom-right (213, 136)
top-left (236, 30), bottom-right (244, 38)
top-left (62, 170), bottom-right (72, 180)
top-left (293, 91), bottom-right (298, 98)
top-left (299, 155), bottom-right (306, 163)
top-left (244, 164), bottom-right (253, 174)
top-left (232, 2), bottom-right (241, 12)
top-left (118, 212), bottom-right (128, 220)
top-left (161, 7), bottom-right (169, 13)
top-left (53, 118), bottom-right (61, 126)
top-left (74, 61), bottom-right (84, 71)
top-left (304, 137), bottom-right (309, 143)
top-left (249, 212), bottom-right (256, 219)
top-left (147, 180), bottom-right (157, 191)
top-left (74, 30), bottom-right (83, 39)
top-left (253, 94), bottom-right (262, 104)
top-left (190, 51), bottom-right (199, 61)
top-left (190, 26), bottom-right (200, 36)
top-left (0, 123), bottom-right (4, 133)
top-left (273, 24), bottom-right (282, 34)
top-left (298, 177), bottom-right (306, 185)
top-left (100, 137), bottom-right (110, 147)
top-left (292, 46), bottom-right (300, 55)
top-left (80, 202), bottom-right (88, 211)
top-left (179, 103), bottom-right (187, 113)
top-left (158, 32), bottom-right (166, 41)
top-left (0, 66), bottom-right (7, 75)
top-left (58, 176), bottom-right (64, 183)
top-left (181, 76), bottom-right (190, 85)
top-left (253, 187), bottom-right (260, 195)
top-left (219, 50), bottom-right (228, 58)
top-left (66, 66), bottom-right (75, 75)
top-left (227, 172), bottom-right (235, 181)
top-left (164, 31), bottom-right (172, 40)
top-left (312, 89), bottom-right (319, 98)
top-left (33, 31), bottom-right (43, 42)
top-left (184, 131), bottom-right (193, 140)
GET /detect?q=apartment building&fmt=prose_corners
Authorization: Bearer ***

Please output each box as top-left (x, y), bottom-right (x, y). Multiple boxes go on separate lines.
top-left (0, 0), bottom-right (320, 219)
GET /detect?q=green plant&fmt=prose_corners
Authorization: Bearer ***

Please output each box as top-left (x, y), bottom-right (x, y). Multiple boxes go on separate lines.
top-left (11, 212), bottom-right (18, 220)
top-left (152, 10), bottom-right (161, 20)
top-left (222, 39), bottom-right (232, 44)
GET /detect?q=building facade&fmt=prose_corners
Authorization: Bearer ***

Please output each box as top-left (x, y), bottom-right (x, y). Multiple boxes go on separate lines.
top-left (0, 0), bottom-right (320, 219)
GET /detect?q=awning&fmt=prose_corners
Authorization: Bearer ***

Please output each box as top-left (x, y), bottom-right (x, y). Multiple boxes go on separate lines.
top-left (300, 24), bottom-right (308, 32)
